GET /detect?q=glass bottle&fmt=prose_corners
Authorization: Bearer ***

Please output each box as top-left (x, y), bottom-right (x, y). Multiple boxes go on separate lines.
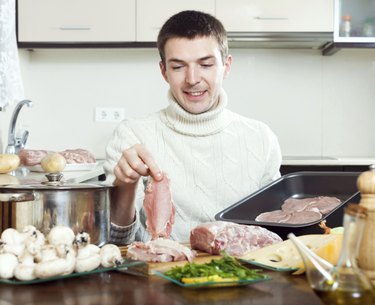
top-left (289, 204), bottom-right (375, 305)
top-left (341, 15), bottom-right (352, 37)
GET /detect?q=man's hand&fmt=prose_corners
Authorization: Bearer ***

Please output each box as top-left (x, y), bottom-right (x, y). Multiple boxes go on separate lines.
top-left (114, 144), bottom-right (163, 185)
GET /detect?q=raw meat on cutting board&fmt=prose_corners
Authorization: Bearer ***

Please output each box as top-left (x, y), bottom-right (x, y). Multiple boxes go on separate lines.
top-left (190, 221), bottom-right (282, 256)
top-left (144, 174), bottom-right (176, 239)
top-left (126, 238), bottom-right (195, 263)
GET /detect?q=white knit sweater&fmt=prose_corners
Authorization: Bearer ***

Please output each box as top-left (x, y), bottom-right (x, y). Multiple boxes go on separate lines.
top-left (104, 89), bottom-right (282, 243)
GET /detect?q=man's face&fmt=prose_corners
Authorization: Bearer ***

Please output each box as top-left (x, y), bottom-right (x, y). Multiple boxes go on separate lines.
top-left (160, 36), bottom-right (232, 114)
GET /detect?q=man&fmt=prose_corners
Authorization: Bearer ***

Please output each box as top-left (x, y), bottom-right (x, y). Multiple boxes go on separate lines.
top-left (104, 10), bottom-right (282, 244)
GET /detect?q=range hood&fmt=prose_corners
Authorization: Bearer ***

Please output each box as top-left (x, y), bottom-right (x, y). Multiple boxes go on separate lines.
top-left (227, 31), bottom-right (334, 51)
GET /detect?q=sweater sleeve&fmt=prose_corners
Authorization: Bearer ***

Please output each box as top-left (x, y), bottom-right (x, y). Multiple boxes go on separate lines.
top-left (109, 210), bottom-right (140, 245)
top-left (103, 120), bottom-right (144, 244)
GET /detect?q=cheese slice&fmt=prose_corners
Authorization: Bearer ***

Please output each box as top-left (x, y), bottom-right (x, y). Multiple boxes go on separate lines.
top-left (240, 234), bottom-right (343, 275)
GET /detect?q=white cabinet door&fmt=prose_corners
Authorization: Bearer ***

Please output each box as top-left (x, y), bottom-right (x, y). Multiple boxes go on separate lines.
top-left (18, 0), bottom-right (136, 42)
top-left (216, 0), bottom-right (334, 32)
top-left (136, 0), bottom-right (215, 41)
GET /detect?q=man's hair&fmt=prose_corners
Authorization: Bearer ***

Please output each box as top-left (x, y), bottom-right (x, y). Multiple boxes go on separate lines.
top-left (157, 10), bottom-right (228, 66)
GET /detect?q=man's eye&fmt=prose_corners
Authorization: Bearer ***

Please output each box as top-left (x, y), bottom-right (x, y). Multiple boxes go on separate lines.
top-left (172, 66), bottom-right (183, 70)
top-left (201, 64), bottom-right (213, 68)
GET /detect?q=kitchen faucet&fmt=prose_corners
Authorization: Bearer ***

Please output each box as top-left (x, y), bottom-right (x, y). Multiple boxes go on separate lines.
top-left (5, 99), bottom-right (33, 154)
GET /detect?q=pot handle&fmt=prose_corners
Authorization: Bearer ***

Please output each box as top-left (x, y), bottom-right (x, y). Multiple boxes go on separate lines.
top-left (0, 192), bottom-right (35, 202)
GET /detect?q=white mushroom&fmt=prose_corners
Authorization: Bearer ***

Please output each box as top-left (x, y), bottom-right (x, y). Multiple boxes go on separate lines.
top-left (21, 225), bottom-right (38, 238)
top-left (74, 231), bottom-right (91, 248)
top-left (0, 253), bottom-right (19, 279)
top-left (34, 244), bottom-right (59, 263)
top-left (34, 244), bottom-right (76, 278)
top-left (0, 242), bottom-right (25, 257)
top-left (75, 244), bottom-right (101, 273)
top-left (1, 228), bottom-right (26, 245)
top-left (100, 244), bottom-right (124, 268)
top-left (0, 228), bottom-right (26, 256)
top-left (20, 226), bottom-right (46, 257)
top-left (55, 244), bottom-right (76, 276)
top-left (47, 226), bottom-right (75, 247)
top-left (13, 249), bottom-right (36, 281)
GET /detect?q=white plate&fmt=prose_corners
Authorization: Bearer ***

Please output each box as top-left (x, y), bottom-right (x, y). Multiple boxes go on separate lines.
top-left (26, 162), bottom-right (98, 172)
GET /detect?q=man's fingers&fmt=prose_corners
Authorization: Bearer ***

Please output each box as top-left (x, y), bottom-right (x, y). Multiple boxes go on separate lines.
top-left (134, 145), bottom-right (163, 181)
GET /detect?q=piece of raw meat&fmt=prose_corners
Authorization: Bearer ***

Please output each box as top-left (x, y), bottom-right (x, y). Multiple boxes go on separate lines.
top-left (255, 210), bottom-right (291, 223)
top-left (126, 238), bottom-right (195, 262)
top-left (59, 149), bottom-right (96, 164)
top-left (307, 196), bottom-right (341, 215)
top-left (190, 221), bottom-right (282, 256)
top-left (287, 210), bottom-right (322, 224)
top-left (281, 197), bottom-right (318, 213)
top-left (144, 174), bottom-right (176, 240)
top-left (18, 149), bottom-right (52, 166)
top-left (18, 148), bottom-right (96, 165)
top-left (255, 196), bottom-right (342, 224)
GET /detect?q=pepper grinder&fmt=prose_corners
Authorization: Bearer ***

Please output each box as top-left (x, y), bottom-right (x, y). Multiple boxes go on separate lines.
top-left (357, 164), bottom-right (375, 284)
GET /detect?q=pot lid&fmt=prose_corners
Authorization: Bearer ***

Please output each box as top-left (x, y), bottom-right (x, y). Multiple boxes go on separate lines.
top-left (0, 172), bottom-right (112, 190)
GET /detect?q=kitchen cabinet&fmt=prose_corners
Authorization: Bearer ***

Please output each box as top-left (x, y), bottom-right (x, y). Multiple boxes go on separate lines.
top-left (17, 0), bottom-right (338, 51)
top-left (335, 0), bottom-right (375, 40)
top-left (136, 0), bottom-right (215, 42)
top-left (17, 0), bottom-right (136, 45)
top-left (323, 0), bottom-right (375, 55)
top-left (216, 0), bottom-right (334, 32)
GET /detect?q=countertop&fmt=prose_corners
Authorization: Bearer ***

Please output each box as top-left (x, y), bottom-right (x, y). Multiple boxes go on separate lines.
top-left (0, 268), bottom-right (325, 305)
top-left (282, 156), bottom-right (375, 166)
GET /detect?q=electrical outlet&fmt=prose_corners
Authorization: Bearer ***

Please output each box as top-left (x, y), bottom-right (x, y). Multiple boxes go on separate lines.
top-left (95, 107), bottom-right (125, 123)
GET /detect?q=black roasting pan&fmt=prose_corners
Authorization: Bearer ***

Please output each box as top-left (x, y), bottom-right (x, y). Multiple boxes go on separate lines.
top-left (215, 171), bottom-right (361, 240)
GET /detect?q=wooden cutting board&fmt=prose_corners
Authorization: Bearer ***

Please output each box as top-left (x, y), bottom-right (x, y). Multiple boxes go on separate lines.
top-left (119, 245), bottom-right (221, 275)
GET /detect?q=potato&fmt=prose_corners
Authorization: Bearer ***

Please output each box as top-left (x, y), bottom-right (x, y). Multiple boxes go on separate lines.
top-left (0, 154), bottom-right (20, 174)
top-left (40, 153), bottom-right (66, 173)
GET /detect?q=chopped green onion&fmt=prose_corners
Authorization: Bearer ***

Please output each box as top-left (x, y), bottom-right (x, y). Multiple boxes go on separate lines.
top-left (164, 252), bottom-right (267, 282)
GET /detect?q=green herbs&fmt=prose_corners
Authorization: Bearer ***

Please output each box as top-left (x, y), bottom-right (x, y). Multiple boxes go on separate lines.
top-left (164, 253), bottom-right (267, 283)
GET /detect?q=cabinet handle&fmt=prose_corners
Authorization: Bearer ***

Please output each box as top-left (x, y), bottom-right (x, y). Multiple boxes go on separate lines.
top-left (59, 26), bottom-right (91, 31)
top-left (254, 16), bottom-right (288, 21)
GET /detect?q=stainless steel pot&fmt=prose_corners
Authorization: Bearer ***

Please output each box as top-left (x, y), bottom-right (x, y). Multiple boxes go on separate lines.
top-left (0, 173), bottom-right (111, 246)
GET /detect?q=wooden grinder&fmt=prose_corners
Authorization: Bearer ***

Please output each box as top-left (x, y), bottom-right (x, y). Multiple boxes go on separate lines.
top-left (357, 164), bottom-right (375, 283)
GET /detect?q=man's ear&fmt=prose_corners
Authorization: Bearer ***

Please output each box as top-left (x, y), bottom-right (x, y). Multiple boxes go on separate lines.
top-left (223, 55), bottom-right (232, 79)
top-left (159, 61), bottom-right (169, 83)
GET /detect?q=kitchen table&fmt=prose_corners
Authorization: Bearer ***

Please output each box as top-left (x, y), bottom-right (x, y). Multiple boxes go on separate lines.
top-left (0, 268), bottom-right (325, 305)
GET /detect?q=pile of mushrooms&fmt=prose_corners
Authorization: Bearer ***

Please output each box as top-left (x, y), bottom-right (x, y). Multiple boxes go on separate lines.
top-left (0, 225), bottom-right (123, 281)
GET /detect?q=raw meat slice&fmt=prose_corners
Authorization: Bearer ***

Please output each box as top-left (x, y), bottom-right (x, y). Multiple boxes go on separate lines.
top-left (126, 238), bottom-right (195, 262)
top-left (287, 210), bottom-right (322, 224)
top-left (256, 196), bottom-right (342, 224)
top-left (307, 196), bottom-right (341, 215)
top-left (281, 197), bottom-right (318, 213)
top-left (190, 221), bottom-right (282, 256)
top-left (144, 174), bottom-right (176, 240)
top-left (255, 210), bottom-right (291, 223)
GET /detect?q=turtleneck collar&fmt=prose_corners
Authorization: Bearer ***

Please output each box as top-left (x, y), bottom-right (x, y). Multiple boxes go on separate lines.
top-left (160, 89), bottom-right (233, 136)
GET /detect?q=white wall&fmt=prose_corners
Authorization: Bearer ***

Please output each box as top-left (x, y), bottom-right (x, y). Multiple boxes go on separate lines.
top-left (1, 47), bottom-right (375, 159)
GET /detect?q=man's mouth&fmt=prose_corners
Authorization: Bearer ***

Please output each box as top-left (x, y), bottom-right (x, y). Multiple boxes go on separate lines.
top-left (185, 90), bottom-right (206, 97)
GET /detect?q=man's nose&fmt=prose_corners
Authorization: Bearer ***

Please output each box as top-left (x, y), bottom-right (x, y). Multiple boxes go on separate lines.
top-left (185, 67), bottom-right (200, 85)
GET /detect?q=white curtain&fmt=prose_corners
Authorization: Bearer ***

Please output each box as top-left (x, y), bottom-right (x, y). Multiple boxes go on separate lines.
top-left (0, 0), bottom-right (24, 110)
